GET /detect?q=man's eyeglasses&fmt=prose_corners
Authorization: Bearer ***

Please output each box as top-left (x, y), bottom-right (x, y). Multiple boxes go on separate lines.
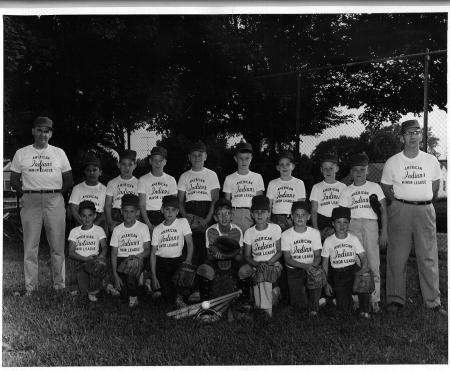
top-left (404, 130), bottom-right (421, 137)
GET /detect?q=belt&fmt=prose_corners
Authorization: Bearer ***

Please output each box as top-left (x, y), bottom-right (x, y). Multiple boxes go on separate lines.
top-left (23, 190), bottom-right (61, 194)
top-left (232, 207), bottom-right (250, 210)
top-left (395, 198), bottom-right (432, 205)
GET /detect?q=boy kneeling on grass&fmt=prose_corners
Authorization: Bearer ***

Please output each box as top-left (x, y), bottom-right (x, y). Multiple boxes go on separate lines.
top-left (150, 195), bottom-right (194, 308)
top-left (68, 201), bottom-right (107, 305)
top-left (110, 194), bottom-right (150, 308)
top-left (321, 206), bottom-right (372, 319)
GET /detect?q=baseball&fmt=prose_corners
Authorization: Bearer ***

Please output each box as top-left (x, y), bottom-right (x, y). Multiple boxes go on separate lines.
top-left (201, 301), bottom-right (210, 310)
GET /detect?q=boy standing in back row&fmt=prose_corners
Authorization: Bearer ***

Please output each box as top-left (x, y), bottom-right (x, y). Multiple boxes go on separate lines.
top-left (223, 142), bottom-right (265, 233)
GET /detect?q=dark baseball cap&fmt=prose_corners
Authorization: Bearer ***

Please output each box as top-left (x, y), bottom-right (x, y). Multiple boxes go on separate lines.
top-left (188, 140), bottom-right (207, 153)
top-left (162, 195), bottom-right (179, 209)
top-left (83, 153), bottom-right (101, 168)
top-left (214, 198), bottom-right (232, 212)
top-left (78, 200), bottom-right (96, 213)
top-left (251, 195), bottom-right (270, 212)
top-left (321, 153), bottom-right (338, 165)
top-left (235, 142), bottom-right (253, 154)
top-left (291, 200), bottom-right (310, 214)
top-left (349, 153), bottom-right (369, 168)
top-left (33, 116), bottom-right (53, 130)
top-left (331, 206), bottom-right (351, 221)
top-left (150, 146), bottom-right (168, 158)
top-left (400, 119), bottom-right (421, 134)
top-left (121, 193), bottom-right (139, 208)
top-left (119, 149), bottom-right (137, 162)
top-left (278, 150), bottom-right (295, 163)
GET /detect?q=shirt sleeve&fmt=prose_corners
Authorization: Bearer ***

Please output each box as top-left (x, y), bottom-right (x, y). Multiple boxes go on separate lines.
top-left (68, 227), bottom-right (77, 242)
top-left (181, 218), bottom-right (192, 236)
top-left (243, 229), bottom-right (252, 245)
top-left (106, 179), bottom-right (115, 197)
top-left (177, 172), bottom-right (187, 192)
top-left (222, 175), bottom-right (232, 194)
top-left (142, 224), bottom-right (151, 243)
top-left (151, 227), bottom-right (160, 247)
top-left (256, 173), bottom-right (265, 192)
top-left (321, 238), bottom-right (331, 258)
top-left (374, 183), bottom-right (386, 201)
top-left (273, 224), bottom-right (282, 241)
top-left (338, 188), bottom-right (352, 207)
top-left (431, 156), bottom-right (442, 181)
top-left (309, 184), bottom-right (319, 202)
top-left (137, 177), bottom-right (145, 194)
top-left (210, 170), bottom-right (221, 191)
top-left (97, 226), bottom-right (107, 240)
top-left (68, 184), bottom-right (80, 204)
top-left (110, 227), bottom-right (119, 247)
top-left (168, 176), bottom-right (178, 195)
top-left (10, 149), bottom-right (22, 173)
top-left (296, 179), bottom-right (306, 199)
top-left (59, 149), bottom-right (72, 172)
top-left (266, 180), bottom-right (275, 200)
top-left (280, 231), bottom-right (290, 251)
top-left (311, 229), bottom-right (323, 251)
top-left (380, 159), bottom-right (393, 185)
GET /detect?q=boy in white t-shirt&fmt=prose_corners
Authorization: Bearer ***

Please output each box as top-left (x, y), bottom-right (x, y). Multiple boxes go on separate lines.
top-left (110, 194), bottom-right (150, 308)
top-left (69, 154), bottom-right (107, 232)
top-left (281, 201), bottom-right (322, 315)
top-left (105, 150), bottom-right (139, 234)
top-left (223, 142), bottom-right (264, 233)
top-left (177, 141), bottom-right (220, 265)
top-left (338, 153), bottom-right (387, 314)
top-left (150, 195), bottom-right (194, 308)
top-left (68, 201), bottom-right (107, 305)
top-left (239, 195), bottom-right (283, 318)
top-left (310, 153), bottom-right (346, 241)
top-left (322, 207), bottom-right (371, 318)
top-left (267, 150), bottom-right (306, 232)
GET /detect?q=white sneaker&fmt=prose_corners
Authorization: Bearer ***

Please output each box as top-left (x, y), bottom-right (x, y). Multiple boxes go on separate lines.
top-left (360, 312), bottom-right (371, 319)
top-left (88, 293), bottom-right (98, 302)
top-left (332, 298), bottom-right (337, 306)
top-left (70, 290), bottom-right (79, 297)
top-left (175, 295), bottom-right (187, 308)
top-left (106, 284), bottom-right (120, 297)
top-left (152, 290), bottom-right (162, 299)
top-left (187, 290), bottom-right (200, 303)
top-left (319, 298), bottom-right (327, 307)
top-left (144, 278), bottom-right (152, 293)
top-left (129, 296), bottom-right (139, 308)
top-left (372, 302), bottom-right (381, 314)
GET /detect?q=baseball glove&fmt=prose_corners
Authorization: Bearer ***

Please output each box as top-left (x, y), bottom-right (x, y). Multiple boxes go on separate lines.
top-left (209, 236), bottom-right (241, 261)
top-left (254, 262), bottom-right (282, 284)
top-left (306, 265), bottom-right (327, 290)
top-left (172, 261), bottom-right (197, 288)
top-left (83, 256), bottom-right (108, 278)
top-left (117, 256), bottom-right (144, 278)
top-left (353, 270), bottom-right (375, 294)
top-left (369, 194), bottom-right (382, 229)
top-left (186, 213), bottom-right (207, 233)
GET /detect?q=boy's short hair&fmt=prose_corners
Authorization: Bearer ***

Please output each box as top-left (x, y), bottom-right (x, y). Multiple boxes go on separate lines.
top-left (78, 200), bottom-right (96, 213)
top-left (188, 140), bottom-right (207, 153)
top-left (251, 195), bottom-right (270, 212)
top-left (83, 153), bottom-right (101, 169)
top-left (235, 142), bottom-right (253, 155)
top-left (150, 146), bottom-right (168, 158)
top-left (320, 153), bottom-right (338, 165)
top-left (277, 150), bottom-right (295, 163)
top-left (119, 149), bottom-right (137, 162)
top-left (214, 198), bottom-right (232, 212)
top-left (349, 153), bottom-right (369, 168)
top-left (291, 200), bottom-right (310, 214)
top-left (121, 194), bottom-right (139, 208)
top-left (162, 195), bottom-right (179, 209)
top-left (331, 206), bottom-right (351, 221)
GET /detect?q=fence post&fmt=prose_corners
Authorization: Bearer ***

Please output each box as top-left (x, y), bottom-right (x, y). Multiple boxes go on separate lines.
top-left (295, 73), bottom-right (301, 159)
top-left (423, 48), bottom-right (430, 153)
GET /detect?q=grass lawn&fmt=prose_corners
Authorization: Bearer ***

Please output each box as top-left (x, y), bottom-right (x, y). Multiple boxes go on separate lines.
top-left (2, 235), bottom-right (448, 366)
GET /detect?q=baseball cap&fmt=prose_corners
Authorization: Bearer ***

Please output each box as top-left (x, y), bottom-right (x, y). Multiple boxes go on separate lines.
top-left (331, 206), bottom-right (351, 221)
top-left (83, 153), bottom-right (101, 168)
top-left (291, 200), bottom-right (310, 214)
top-left (214, 198), bottom-right (232, 212)
top-left (401, 119), bottom-right (421, 134)
top-left (78, 200), bottom-right (96, 213)
top-left (119, 149), bottom-right (137, 162)
top-left (33, 116), bottom-right (53, 130)
top-left (235, 142), bottom-right (253, 154)
top-left (251, 195), bottom-right (270, 212)
top-left (150, 146), bottom-right (168, 158)
top-left (349, 153), bottom-right (369, 168)
top-left (321, 153), bottom-right (338, 165)
top-left (188, 140), bottom-right (207, 153)
top-left (121, 193), bottom-right (139, 208)
top-left (162, 195), bottom-right (179, 209)
top-left (278, 150), bottom-right (295, 163)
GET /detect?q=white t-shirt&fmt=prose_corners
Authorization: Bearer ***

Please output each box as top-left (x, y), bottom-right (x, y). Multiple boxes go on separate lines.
top-left (205, 223), bottom-right (244, 248)
top-left (151, 218), bottom-right (192, 258)
top-left (11, 144), bottom-right (71, 190)
top-left (69, 181), bottom-right (107, 213)
top-left (281, 226), bottom-right (322, 267)
top-left (106, 176), bottom-right (139, 209)
top-left (266, 177), bottom-right (306, 214)
top-left (309, 181), bottom-right (347, 217)
top-left (110, 220), bottom-right (150, 258)
top-left (68, 225), bottom-right (106, 257)
top-left (339, 181), bottom-right (385, 220)
top-left (177, 168), bottom-right (220, 202)
top-left (321, 233), bottom-right (364, 269)
top-left (381, 151), bottom-right (441, 201)
top-left (223, 171), bottom-right (265, 208)
top-left (243, 223), bottom-right (281, 262)
top-left (138, 172), bottom-right (178, 211)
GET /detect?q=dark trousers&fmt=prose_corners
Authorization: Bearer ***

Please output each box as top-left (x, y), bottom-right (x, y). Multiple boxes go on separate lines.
top-left (287, 267), bottom-right (321, 312)
top-left (74, 260), bottom-right (102, 296)
top-left (117, 257), bottom-right (139, 299)
top-left (147, 210), bottom-right (164, 226)
top-left (156, 256), bottom-right (184, 302)
top-left (332, 264), bottom-right (370, 313)
top-left (185, 201), bottom-right (211, 266)
top-left (317, 213), bottom-right (333, 231)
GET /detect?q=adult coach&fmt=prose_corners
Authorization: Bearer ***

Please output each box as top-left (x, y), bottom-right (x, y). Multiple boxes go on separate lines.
top-left (380, 119), bottom-right (445, 315)
top-left (10, 116), bottom-right (74, 295)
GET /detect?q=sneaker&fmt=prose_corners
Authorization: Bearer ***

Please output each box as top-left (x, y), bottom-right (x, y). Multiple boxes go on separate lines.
top-left (318, 298), bottom-right (327, 307)
top-left (129, 296), bottom-right (139, 308)
top-left (144, 278), bottom-right (152, 294)
top-left (360, 312), bottom-right (371, 319)
top-left (70, 290), bottom-right (79, 297)
top-left (332, 298), bottom-right (337, 306)
top-left (175, 295), bottom-right (187, 308)
top-left (309, 310), bottom-right (318, 317)
top-left (88, 293), bottom-right (98, 302)
top-left (431, 305), bottom-right (447, 316)
top-left (371, 302), bottom-right (381, 314)
top-left (152, 290), bottom-right (162, 299)
top-left (188, 290), bottom-right (201, 303)
top-left (106, 284), bottom-right (120, 297)
top-left (386, 302), bottom-right (403, 314)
